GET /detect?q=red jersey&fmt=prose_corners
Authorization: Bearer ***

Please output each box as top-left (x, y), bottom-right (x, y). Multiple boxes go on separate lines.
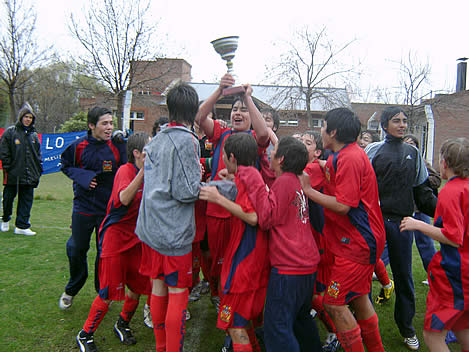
top-left (238, 167), bottom-right (320, 274)
top-left (428, 176), bottom-right (469, 312)
top-left (207, 121), bottom-right (266, 218)
top-left (99, 163), bottom-right (143, 258)
top-left (221, 171), bottom-right (270, 294)
top-left (323, 143), bottom-right (385, 265)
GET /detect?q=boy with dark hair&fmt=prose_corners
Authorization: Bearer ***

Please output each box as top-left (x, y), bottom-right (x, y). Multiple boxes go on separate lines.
top-left (237, 136), bottom-right (321, 352)
top-left (59, 106), bottom-right (127, 310)
top-left (136, 83), bottom-right (201, 352)
top-left (400, 137), bottom-right (469, 352)
top-left (199, 133), bottom-right (270, 352)
top-left (76, 132), bottom-right (151, 352)
top-left (196, 74), bottom-right (269, 310)
top-left (301, 108), bottom-right (385, 352)
top-left (365, 106), bottom-right (437, 350)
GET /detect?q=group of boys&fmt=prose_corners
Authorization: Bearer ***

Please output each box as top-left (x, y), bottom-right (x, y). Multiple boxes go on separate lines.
top-left (56, 74), bottom-right (469, 352)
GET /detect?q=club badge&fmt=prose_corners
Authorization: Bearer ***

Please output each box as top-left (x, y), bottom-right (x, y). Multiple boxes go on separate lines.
top-left (327, 281), bottom-right (340, 299)
top-left (219, 304), bottom-right (232, 323)
top-left (103, 160), bottom-right (113, 172)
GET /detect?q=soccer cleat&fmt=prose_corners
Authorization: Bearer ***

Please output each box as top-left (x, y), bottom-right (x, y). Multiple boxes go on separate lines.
top-left (143, 303), bottom-right (153, 329)
top-left (323, 333), bottom-right (341, 352)
top-left (1, 221), bottom-right (9, 232)
top-left (404, 335), bottom-right (420, 351)
top-left (76, 330), bottom-right (97, 352)
top-left (375, 279), bottom-right (394, 304)
top-left (114, 316), bottom-right (136, 345)
top-left (189, 284), bottom-right (201, 302)
top-left (14, 227), bottom-right (36, 236)
top-left (221, 334), bottom-right (233, 352)
top-left (186, 308), bottom-right (191, 321)
top-left (59, 292), bottom-right (74, 310)
top-left (199, 279), bottom-right (210, 295)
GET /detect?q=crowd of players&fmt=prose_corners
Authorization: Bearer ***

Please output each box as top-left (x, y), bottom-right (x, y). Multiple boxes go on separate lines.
top-left (56, 74), bottom-right (468, 352)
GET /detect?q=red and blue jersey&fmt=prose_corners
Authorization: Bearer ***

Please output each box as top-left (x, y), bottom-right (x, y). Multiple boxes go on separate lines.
top-left (61, 132), bottom-right (127, 216)
top-left (207, 121), bottom-right (266, 218)
top-left (221, 171), bottom-right (270, 294)
top-left (323, 143), bottom-right (385, 265)
top-left (428, 176), bottom-right (469, 315)
top-left (99, 163), bottom-right (143, 258)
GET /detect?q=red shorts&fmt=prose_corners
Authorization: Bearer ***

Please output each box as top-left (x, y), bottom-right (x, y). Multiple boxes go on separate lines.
top-left (99, 245), bottom-right (151, 301)
top-left (323, 255), bottom-right (374, 306)
top-left (216, 287), bottom-right (267, 330)
top-left (315, 246), bottom-right (333, 295)
top-left (140, 243), bottom-right (192, 288)
top-left (424, 287), bottom-right (469, 332)
top-left (206, 216), bottom-right (231, 278)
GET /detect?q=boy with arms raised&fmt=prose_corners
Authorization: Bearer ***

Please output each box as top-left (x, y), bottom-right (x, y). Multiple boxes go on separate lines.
top-left (195, 74), bottom-right (269, 307)
top-left (136, 83), bottom-right (201, 352)
top-left (300, 108), bottom-right (385, 352)
top-left (400, 137), bottom-right (469, 352)
top-left (199, 133), bottom-right (270, 352)
top-left (237, 136), bottom-right (321, 352)
top-left (76, 132), bottom-right (151, 352)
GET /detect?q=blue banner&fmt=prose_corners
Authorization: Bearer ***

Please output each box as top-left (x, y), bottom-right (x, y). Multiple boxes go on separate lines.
top-left (41, 131), bottom-right (87, 174)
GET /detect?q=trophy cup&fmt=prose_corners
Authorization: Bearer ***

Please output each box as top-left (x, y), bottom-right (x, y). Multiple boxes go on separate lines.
top-left (211, 36), bottom-right (246, 96)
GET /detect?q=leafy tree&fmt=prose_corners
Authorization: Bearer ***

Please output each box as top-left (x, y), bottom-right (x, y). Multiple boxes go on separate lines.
top-left (58, 111), bottom-right (88, 133)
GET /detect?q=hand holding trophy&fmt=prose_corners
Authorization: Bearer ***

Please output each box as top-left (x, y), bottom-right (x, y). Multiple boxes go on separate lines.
top-left (211, 36), bottom-right (246, 96)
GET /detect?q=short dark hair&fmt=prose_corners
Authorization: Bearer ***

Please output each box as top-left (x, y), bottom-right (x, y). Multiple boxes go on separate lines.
top-left (274, 136), bottom-right (309, 175)
top-left (223, 133), bottom-right (258, 167)
top-left (152, 116), bottom-right (169, 136)
top-left (303, 130), bottom-right (324, 156)
top-left (261, 108), bottom-right (280, 131)
top-left (380, 106), bottom-right (406, 129)
top-left (440, 137), bottom-right (469, 178)
top-left (403, 134), bottom-right (420, 149)
top-left (127, 132), bottom-right (150, 163)
top-left (360, 130), bottom-right (379, 143)
top-left (166, 83), bottom-right (199, 125)
top-left (324, 108), bottom-right (361, 144)
top-left (88, 107), bottom-right (112, 127)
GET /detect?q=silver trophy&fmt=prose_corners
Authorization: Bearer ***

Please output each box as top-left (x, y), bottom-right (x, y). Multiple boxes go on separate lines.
top-left (211, 36), bottom-right (245, 96)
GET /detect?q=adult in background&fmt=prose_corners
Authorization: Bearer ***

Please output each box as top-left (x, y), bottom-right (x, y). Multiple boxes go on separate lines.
top-left (58, 107), bottom-right (127, 310)
top-left (0, 102), bottom-right (42, 236)
top-left (365, 107), bottom-right (437, 351)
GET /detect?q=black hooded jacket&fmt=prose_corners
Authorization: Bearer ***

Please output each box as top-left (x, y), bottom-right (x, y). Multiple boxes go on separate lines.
top-left (0, 103), bottom-right (43, 187)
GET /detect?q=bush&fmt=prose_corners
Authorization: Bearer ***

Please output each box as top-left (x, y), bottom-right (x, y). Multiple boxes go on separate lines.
top-left (58, 111), bottom-right (88, 132)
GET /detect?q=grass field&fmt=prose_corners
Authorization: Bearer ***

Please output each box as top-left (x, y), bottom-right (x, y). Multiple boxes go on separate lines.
top-left (0, 173), bottom-right (460, 351)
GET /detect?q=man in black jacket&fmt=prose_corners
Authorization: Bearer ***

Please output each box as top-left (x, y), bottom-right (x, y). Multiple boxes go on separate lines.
top-left (365, 106), bottom-right (437, 351)
top-left (0, 103), bottom-right (42, 236)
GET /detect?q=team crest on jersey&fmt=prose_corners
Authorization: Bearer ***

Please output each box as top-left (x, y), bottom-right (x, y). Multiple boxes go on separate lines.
top-left (327, 281), bottom-right (340, 299)
top-left (14, 138), bottom-right (20, 145)
top-left (325, 166), bottom-right (331, 183)
top-left (219, 304), bottom-right (232, 323)
top-left (292, 190), bottom-right (308, 224)
top-left (205, 140), bottom-right (213, 151)
top-left (103, 160), bottom-right (113, 172)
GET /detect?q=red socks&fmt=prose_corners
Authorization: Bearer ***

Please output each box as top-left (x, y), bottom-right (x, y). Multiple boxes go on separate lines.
top-left (374, 259), bottom-right (390, 286)
top-left (247, 326), bottom-right (261, 352)
top-left (83, 296), bottom-right (110, 334)
top-left (151, 294), bottom-right (168, 352)
top-left (357, 313), bottom-right (384, 352)
top-left (311, 294), bottom-right (336, 333)
top-left (120, 294), bottom-right (139, 322)
top-left (166, 290), bottom-right (189, 352)
top-left (337, 326), bottom-right (365, 352)
top-left (233, 343), bottom-right (253, 352)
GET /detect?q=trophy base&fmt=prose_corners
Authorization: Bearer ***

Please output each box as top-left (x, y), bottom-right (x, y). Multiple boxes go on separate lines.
top-left (222, 86), bottom-right (246, 96)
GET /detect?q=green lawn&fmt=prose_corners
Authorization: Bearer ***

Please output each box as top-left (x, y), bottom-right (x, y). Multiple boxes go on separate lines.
top-left (0, 173), bottom-right (460, 351)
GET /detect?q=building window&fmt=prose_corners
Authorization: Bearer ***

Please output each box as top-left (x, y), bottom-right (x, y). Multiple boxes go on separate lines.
top-left (311, 119), bottom-right (323, 128)
top-left (280, 119), bottom-right (299, 127)
top-left (138, 90), bottom-right (151, 95)
top-left (130, 111), bottom-right (145, 120)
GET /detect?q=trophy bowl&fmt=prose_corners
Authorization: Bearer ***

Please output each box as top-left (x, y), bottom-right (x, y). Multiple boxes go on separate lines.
top-left (211, 36), bottom-right (245, 96)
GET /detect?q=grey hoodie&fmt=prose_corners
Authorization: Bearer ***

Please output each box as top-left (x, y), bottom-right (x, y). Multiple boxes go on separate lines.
top-left (136, 125), bottom-right (201, 256)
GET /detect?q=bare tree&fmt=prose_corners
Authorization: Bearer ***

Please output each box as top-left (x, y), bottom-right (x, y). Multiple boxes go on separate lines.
top-left (0, 0), bottom-right (49, 123)
top-left (69, 0), bottom-right (167, 128)
top-left (264, 26), bottom-right (356, 122)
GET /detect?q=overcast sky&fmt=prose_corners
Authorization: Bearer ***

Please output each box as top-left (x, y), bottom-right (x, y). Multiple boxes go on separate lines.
top-left (32, 0), bottom-right (469, 102)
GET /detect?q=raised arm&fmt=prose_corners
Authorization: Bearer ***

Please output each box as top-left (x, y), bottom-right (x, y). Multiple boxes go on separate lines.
top-left (119, 167), bottom-right (144, 206)
top-left (195, 73), bottom-right (235, 139)
top-left (242, 84), bottom-right (269, 147)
